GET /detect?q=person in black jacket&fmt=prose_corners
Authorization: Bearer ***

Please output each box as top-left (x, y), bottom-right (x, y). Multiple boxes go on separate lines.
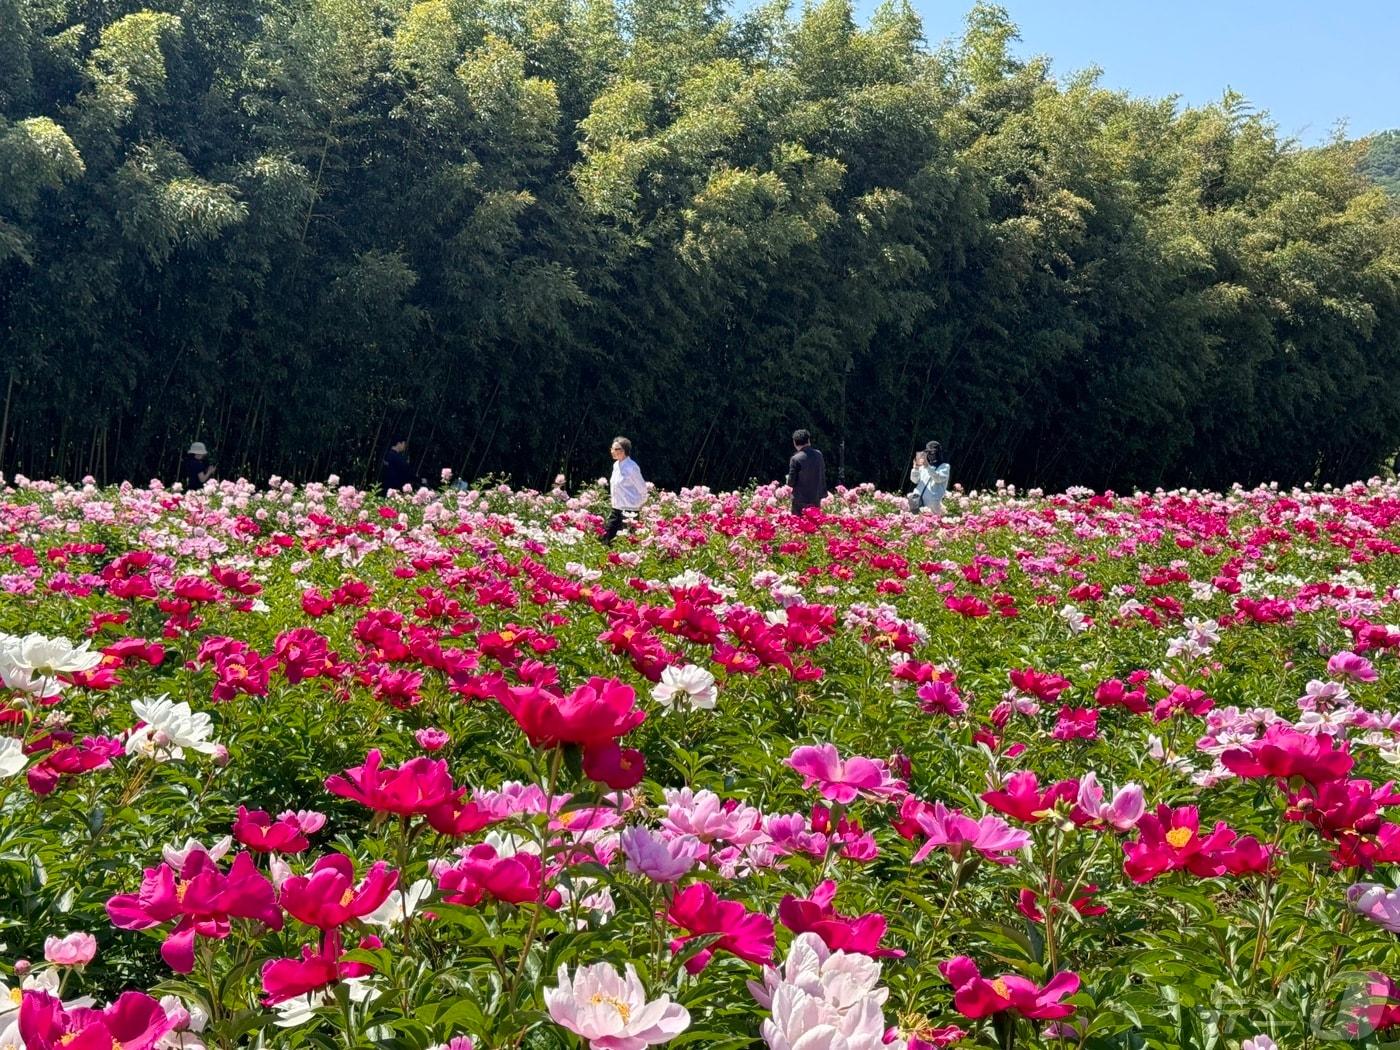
top-left (380, 436), bottom-right (413, 495)
top-left (786, 429), bottom-right (827, 515)
top-left (181, 442), bottom-right (216, 490)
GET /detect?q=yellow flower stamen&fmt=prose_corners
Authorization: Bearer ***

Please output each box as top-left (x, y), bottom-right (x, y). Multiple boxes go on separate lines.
top-left (1165, 827), bottom-right (1193, 848)
top-left (589, 993), bottom-right (631, 1024)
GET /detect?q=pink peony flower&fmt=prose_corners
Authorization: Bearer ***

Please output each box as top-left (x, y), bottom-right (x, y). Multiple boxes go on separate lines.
top-left (324, 749), bottom-right (459, 816)
top-left (620, 826), bottom-right (700, 883)
top-left (43, 932), bottom-right (97, 967)
top-left (661, 788), bottom-right (764, 846)
top-left (1051, 707), bottom-right (1098, 741)
top-left (939, 956), bottom-right (1079, 1020)
top-left (19, 990), bottom-right (175, 1050)
top-left (279, 853), bottom-right (399, 929)
top-left (786, 744), bottom-right (906, 804)
top-left (545, 961), bottom-right (690, 1049)
top-left (1349, 883), bottom-right (1400, 933)
top-left (1221, 725), bottom-right (1354, 784)
top-left (916, 680), bottom-right (967, 717)
top-left (777, 880), bottom-right (903, 958)
top-left (1075, 773), bottom-right (1146, 831)
top-left (415, 727), bottom-right (450, 752)
top-left (899, 798), bottom-right (1030, 865)
top-left (1328, 651), bottom-right (1379, 683)
top-left (664, 883), bottom-right (775, 973)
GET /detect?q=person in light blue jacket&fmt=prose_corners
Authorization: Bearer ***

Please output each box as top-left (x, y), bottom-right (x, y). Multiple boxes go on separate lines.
top-left (909, 440), bottom-right (951, 514)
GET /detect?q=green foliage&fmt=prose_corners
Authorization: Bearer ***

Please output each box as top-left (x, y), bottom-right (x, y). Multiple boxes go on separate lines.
top-left (0, 0), bottom-right (1398, 491)
top-left (1361, 130), bottom-right (1400, 197)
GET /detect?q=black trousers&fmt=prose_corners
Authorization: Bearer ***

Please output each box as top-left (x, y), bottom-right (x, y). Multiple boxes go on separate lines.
top-left (603, 508), bottom-right (633, 544)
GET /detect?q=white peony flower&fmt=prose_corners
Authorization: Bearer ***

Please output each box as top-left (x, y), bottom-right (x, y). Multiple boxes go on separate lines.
top-left (0, 737), bottom-right (26, 779)
top-left (127, 696), bottom-right (218, 761)
top-left (753, 933), bottom-right (890, 1050)
top-left (273, 978), bottom-right (376, 1028)
top-left (545, 961), bottom-right (689, 1049)
top-left (363, 879), bottom-right (434, 928)
top-left (651, 664), bottom-right (718, 711)
top-left (0, 661), bottom-right (64, 698)
top-left (163, 835), bottom-right (233, 870)
top-left (0, 632), bottom-right (102, 675)
top-left (1059, 605), bottom-right (1089, 634)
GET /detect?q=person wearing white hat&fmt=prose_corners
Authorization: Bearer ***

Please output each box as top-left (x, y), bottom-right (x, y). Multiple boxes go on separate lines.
top-left (181, 442), bottom-right (216, 490)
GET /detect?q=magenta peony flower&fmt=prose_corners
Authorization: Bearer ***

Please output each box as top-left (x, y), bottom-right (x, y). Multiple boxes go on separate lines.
top-left (260, 930), bottom-right (378, 1005)
top-left (664, 883), bottom-right (774, 973)
top-left (496, 677), bottom-right (646, 749)
top-left (1221, 725), bottom-right (1354, 784)
top-left (279, 853), bottom-right (399, 930)
top-left (785, 744), bottom-right (906, 804)
top-left (19, 990), bottom-right (175, 1050)
top-left (982, 771), bottom-right (1078, 824)
top-left (324, 749), bottom-right (460, 816)
top-left (777, 880), bottom-right (903, 958)
top-left (939, 956), bottom-right (1079, 1020)
top-left (106, 850), bottom-right (282, 972)
top-left (1328, 651), bottom-right (1379, 683)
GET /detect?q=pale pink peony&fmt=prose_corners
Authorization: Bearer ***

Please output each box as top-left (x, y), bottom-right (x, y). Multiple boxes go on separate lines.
top-left (43, 932), bottom-right (97, 967)
top-left (1349, 883), bottom-right (1400, 933)
top-left (619, 826), bottom-right (701, 883)
top-left (1075, 773), bottom-right (1146, 831)
top-left (545, 961), bottom-right (690, 1049)
top-left (753, 933), bottom-right (890, 1050)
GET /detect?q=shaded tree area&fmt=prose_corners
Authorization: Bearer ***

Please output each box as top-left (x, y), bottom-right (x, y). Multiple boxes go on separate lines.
top-left (2, 0), bottom-right (1398, 492)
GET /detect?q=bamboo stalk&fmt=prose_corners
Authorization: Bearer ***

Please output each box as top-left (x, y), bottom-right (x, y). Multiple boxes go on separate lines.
top-left (0, 370), bottom-right (14, 475)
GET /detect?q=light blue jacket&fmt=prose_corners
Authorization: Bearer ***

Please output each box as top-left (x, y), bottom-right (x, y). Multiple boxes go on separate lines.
top-left (910, 461), bottom-right (950, 510)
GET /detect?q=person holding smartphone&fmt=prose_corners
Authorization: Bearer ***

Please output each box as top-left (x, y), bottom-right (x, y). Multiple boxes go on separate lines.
top-left (908, 441), bottom-right (950, 514)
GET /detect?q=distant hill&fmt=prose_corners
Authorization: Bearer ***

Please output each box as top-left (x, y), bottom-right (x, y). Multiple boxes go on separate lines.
top-left (1361, 130), bottom-right (1400, 196)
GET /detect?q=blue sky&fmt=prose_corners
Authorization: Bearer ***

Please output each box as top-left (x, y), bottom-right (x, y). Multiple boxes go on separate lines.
top-left (861, 0), bottom-right (1398, 144)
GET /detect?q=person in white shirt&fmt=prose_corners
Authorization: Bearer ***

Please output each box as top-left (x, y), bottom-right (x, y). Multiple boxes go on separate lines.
top-left (604, 436), bottom-right (647, 545)
top-left (908, 440), bottom-right (951, 514)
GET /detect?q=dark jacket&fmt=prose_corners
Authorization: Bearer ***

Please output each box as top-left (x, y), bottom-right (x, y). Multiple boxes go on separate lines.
top-left (787, 445), bottom-right (827, 512)
top-left (381, 447), bottom-right (413, 493)
top-left (181, 454), bottom-right (211, 490)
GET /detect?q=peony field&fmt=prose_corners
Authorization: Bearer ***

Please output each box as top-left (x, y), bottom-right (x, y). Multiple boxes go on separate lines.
top-left (4, 473), bottom-right (1400, 1050)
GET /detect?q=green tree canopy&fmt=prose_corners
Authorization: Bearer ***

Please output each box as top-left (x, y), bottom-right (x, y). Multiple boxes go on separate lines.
top-left (2, 0), bottom-right (1398, 491)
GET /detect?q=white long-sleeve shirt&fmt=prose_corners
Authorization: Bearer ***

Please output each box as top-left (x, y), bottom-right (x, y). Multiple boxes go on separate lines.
top-left (910, 462), bottom-right (951, 509)
top-left (610, 456), bottom-right (647, 510)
